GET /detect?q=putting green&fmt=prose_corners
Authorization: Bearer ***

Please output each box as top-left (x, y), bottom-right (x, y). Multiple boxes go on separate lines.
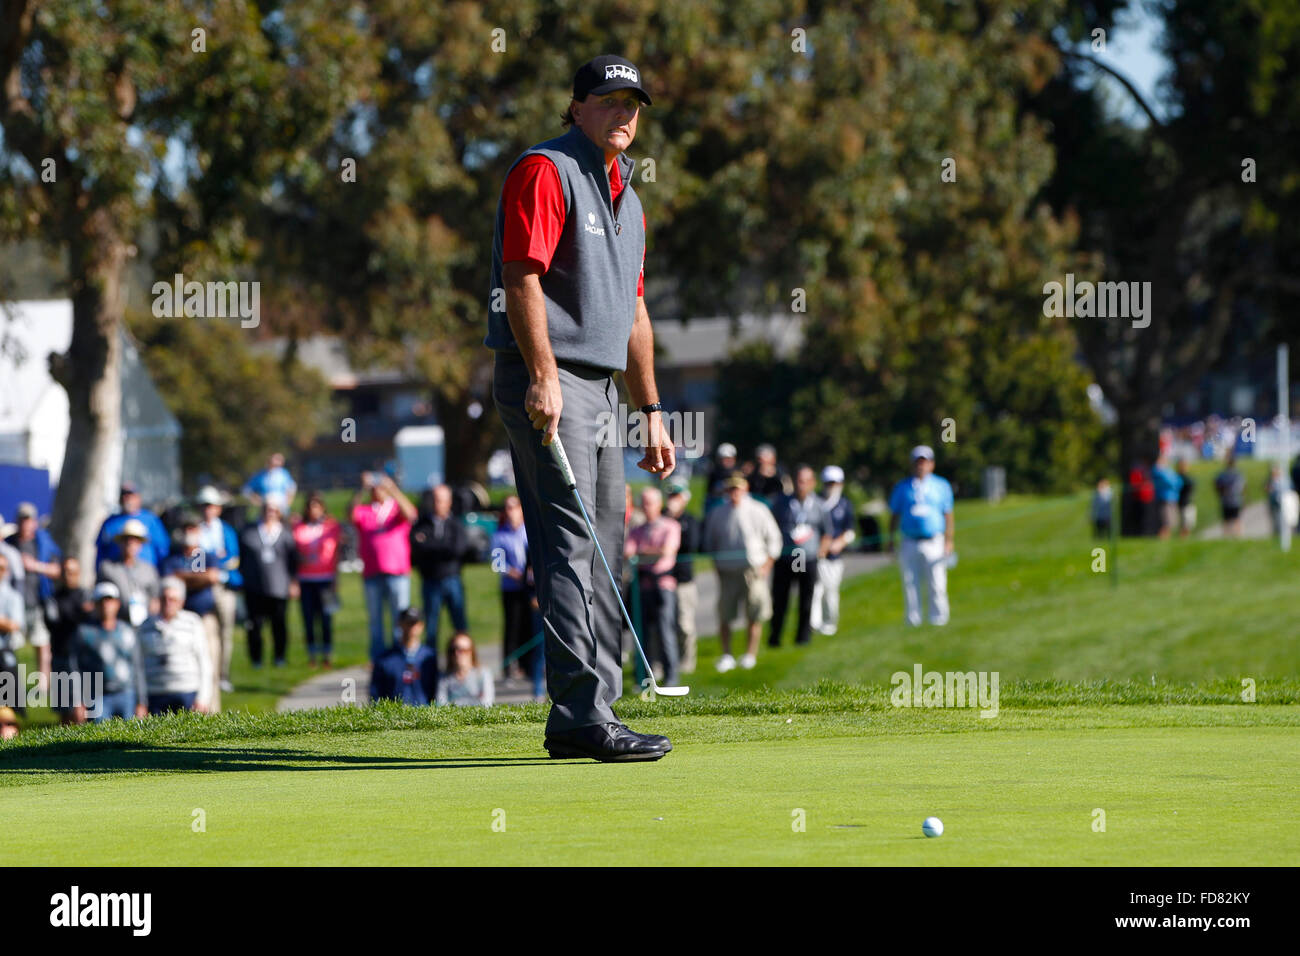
top-left (2, 707), bottom-right (1294, 865)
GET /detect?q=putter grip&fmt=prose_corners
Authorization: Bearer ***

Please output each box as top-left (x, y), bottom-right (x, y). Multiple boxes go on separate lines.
top-left (549, 436), bottom-right (577, 489)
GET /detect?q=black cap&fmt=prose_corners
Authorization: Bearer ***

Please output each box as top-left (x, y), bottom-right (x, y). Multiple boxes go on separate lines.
top-left (399, 607), bottom-right (424, 627)
top-left (573, 54), bottom-right (652, 105)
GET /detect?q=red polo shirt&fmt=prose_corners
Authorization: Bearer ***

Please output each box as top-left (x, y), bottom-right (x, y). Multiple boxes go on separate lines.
top-left (501, 154), bottom-right (645, 295)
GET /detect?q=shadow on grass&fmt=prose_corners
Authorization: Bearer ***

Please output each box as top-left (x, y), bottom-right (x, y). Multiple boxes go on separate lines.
top-left (0, 745), bottom-right (590, 778)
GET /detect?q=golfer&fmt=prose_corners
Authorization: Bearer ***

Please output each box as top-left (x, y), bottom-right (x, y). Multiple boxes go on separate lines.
top-left (487, 54), bottom-right (675, 762)
top-left (887, 446), bottom-right (955, 626)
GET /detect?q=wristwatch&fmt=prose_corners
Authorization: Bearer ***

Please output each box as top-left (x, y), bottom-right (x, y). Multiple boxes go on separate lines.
top-left (639, 402), bottom-right (663, 415)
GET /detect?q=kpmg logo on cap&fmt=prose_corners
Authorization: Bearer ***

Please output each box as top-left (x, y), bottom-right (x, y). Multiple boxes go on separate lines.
top-left (605, 63), bottom-right (638, 82)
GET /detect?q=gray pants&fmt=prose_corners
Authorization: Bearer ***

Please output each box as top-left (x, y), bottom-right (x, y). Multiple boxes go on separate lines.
top-left (493, 351), bottom-right (625, 733)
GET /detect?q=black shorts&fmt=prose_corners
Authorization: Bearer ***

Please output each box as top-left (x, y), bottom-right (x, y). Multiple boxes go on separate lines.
top-left (1222, 504), bottom-right (1241, 521)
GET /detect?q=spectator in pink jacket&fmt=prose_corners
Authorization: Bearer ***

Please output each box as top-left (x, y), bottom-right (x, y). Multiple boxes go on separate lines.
top-left (624, 486), bottom-right (681, 688)
top-left (351, 472), bottom-right (417, 661)
top-left (294, 493), bottom-right (341, 668)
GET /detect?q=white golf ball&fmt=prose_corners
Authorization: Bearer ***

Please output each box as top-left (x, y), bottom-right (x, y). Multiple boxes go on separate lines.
top-left (922, 816), bottom-right (944, 838)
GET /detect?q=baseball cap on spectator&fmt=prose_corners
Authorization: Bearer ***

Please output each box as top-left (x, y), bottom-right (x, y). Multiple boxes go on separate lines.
top-left (717, 443), bottom-right (737, 459)
top-left (911, 445), bottom-right (935, 461)
top-left (93, 581), bottom-right (121, 602)
top-left (665, 480), bottom-right (689, 497)
top-left (573, 54), bottom-right (652, 105)
top-left (114, 518), bottom-right (149, 542)
top-left (399, 607), bottom-right (424, 628)
top-left (724, 474), bottom-right (749, 490)
top-left (16, 502), bottom-right (37, 520)
top-left (196, 486), bottom-right (223, 506)
top-left (821, 466), bottom-right (845, 484)
top-left (264, 492), bottom-right (289, 513)
top-left (120, 482), bottom-right (139, 498)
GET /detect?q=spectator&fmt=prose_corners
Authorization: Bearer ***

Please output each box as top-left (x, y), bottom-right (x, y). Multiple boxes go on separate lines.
top-left (436, 631), bottom-right (495, 707)
top-left (44, 556), bottom-right (92, 723)
top-left (1152, 455), bottom-right (1183, 539)
top-left (624, 483), bottom-right (645, 530)
top-left (1266, 465), bottom-right (1288, 537)
top-left (1176, 460), bottom-right (1197, 537)
top-left (6, 502), bottom-right (61, 690)
top-left (1092, 478), bottom-right (1113, 539)
top-left (74, 582), bottom-right (146, 723)
top-left (0, 706), bottom-right (16, 740)
top-left (410, 485), bottom-right (469, 650)
top-left (162, 513), bottom-right (224, 710)
top-left (703, 474), bottom-right (782, 672)
top-left (811, 466), bottom-right (856, 637)
top-left (490, 495), bottom-right (532, 680)
top-left (240, 495), bottom-right (300, 668)
top-left (196, 486), bottom-right (241, 694)
top-left (370, 607), bottom-right (439, 706)
top-left (768, 465), bottom-right (832, 647)
top-left (747, 443), bottom-right (787, 504)
top-left (706, 442), bottom-right (739, 502)
top-left (95, 482), bottom-right (170, 568)
top-left (139, 578), bottom-right (212, 715)
top-left (1214, 455), bottom-right (1246, 538)
top-left (664, 480), bottom-right (701, 674)
top-left (0, 514), bottom-right (23, 592)
top-left (97, 519), bottom-right (162, 630)
top-left (242, 453), bottom-right (298, 509)
top-left (351, 472), bottom-right (417, 661)
top-left (0, 553), bottom-right (24, 687)
top-left (294, 493), bottom-right (341, 668)
top-left (887, 446), bottom-right (955, 627)
top-left (624, 486), bottom-right (681, 687)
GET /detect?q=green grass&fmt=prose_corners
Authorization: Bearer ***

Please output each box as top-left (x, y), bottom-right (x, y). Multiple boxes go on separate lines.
top-left (685, 490), bottom-right (1297, 694)
top-left (3, 476), bottom-right (1295, 866)
top-left (1, 688), bottom-right (1295, 865)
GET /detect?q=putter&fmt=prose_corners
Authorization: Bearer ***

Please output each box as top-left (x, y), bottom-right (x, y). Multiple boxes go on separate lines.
top-left (547, 434), bottom-right (689, 697)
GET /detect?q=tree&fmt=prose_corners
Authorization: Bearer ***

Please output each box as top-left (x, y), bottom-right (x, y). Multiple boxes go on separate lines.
top-left (715, 0), bottom-right (1107, 492)
top-left (0, 0), bottom-right (371, 566)
top-left (1032, 0), bottom-right (1300, 483)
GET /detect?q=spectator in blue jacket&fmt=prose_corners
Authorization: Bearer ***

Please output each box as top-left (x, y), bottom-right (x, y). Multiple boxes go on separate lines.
top-left (196, 486), bottom-right (240, 695)
top-left (95, 483), bottom-right (170, 568)
top-left (1151, 455), bottom-right (1183, 540)
top-left (370, 607), bottom-right (439, 706)
top-left (242, 453), bottom-right (298, 508)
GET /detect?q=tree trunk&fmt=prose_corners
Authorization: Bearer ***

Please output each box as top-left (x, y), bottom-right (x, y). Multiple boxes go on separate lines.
top-left (49, 209), bottom-right (128, 574)
top-left (437, 383), bottom-right (499, 484)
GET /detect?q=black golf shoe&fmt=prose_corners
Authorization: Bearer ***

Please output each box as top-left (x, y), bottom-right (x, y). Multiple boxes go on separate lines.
top-left (545, 722), bottom-right (670, 762)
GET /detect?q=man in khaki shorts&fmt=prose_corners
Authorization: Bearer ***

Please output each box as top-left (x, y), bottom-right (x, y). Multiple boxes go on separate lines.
top-left (704, 474), bottom-right (782, 672)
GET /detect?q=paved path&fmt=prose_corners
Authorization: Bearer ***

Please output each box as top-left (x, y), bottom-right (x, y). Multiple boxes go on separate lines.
top-left (1199, 501), bottom-right (1273, 540)
top-left (277, 551), bottom-right (892, 712)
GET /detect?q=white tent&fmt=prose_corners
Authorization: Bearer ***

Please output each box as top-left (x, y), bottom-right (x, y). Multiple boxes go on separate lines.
top-left (0, 299), bottom-right (182, 508)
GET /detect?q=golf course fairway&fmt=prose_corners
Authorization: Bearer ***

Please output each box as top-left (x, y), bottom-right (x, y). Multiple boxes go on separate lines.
top-left (2, 696), bottom-right (1294, 866)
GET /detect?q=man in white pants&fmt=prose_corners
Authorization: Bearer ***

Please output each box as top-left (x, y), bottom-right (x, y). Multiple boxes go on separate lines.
top-left (887, 446), bottom-right (955, 626)
top-left (811, 465), bottom-right (855, 635)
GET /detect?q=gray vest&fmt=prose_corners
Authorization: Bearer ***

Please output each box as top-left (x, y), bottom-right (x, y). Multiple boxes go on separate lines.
top-left (486, 126), bottom-right (645, 372)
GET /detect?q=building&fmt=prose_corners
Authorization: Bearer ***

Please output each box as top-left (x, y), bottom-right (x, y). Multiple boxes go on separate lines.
top-left (250, 335), bottom-right (440, 488)
top-left (0, 299), bottom-right (182, 510)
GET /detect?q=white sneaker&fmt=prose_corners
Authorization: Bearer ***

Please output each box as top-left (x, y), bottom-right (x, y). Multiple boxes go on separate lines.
top-left (739, 653), bottom-right (757, 670)
top-left (715, 654), bottom-right (737, 673)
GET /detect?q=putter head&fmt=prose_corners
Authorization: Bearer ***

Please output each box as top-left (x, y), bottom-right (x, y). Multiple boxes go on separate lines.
top-left (653, 684), bottom-right (690, 697)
